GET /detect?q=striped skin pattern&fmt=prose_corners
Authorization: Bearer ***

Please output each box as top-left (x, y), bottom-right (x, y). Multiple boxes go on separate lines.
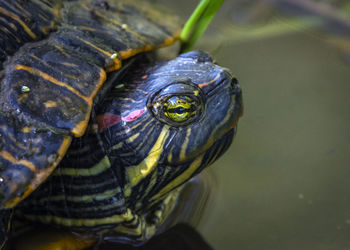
top-left (0, 0), bottom-right (180, 211)
top-left (17, 51), bottom-right (243, 244)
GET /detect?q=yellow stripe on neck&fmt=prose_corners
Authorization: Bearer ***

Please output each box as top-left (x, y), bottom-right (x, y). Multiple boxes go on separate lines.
top-left (25, 208), bottom-right (134, 228)
top-left (54, 156), bottom-right (111, 177)
top-left (126, 126), bottom-right (169, 187)
top-left (151, 154), bottom-right (203, 201)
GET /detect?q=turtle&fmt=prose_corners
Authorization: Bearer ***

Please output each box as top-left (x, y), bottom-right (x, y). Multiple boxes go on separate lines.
top-left (0, 0), bottom-right (243, 249)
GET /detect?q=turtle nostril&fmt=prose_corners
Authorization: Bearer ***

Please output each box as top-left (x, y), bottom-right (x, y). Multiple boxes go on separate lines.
top-left (231, 78), bottom-right (239, 89)
top-left (229, 78), bottom-right (241, 96)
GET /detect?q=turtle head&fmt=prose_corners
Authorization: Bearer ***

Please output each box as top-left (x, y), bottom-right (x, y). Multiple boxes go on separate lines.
top-left (98, 51), bottom-right (243, 203)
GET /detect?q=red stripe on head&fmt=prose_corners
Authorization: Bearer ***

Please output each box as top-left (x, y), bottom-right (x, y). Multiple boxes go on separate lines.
top-left (122, 108), bottom-right (146, 122)
top-left (97, 108), bottom-right (146, 131)
top-left (198, 73), bottom-right (221, 88)
top-left (97, 113), bottom-right (121, 131)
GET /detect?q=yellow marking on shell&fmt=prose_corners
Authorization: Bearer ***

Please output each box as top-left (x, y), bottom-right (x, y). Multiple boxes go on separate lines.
top-left (55, 156), bottom-right (110, 176)
top-left (61, 62), bottom-right (77, 67)
top-left (80, 3), bottom-right (150, 43)
top-left (79, 2), bottom-right (180, 70)
top-left (126, 126), bottom-right (169, 187)
top-left (53, 44), bottom-right (70, 57)
top-left (179, 128), bottom-right (191, 161)
top-left (77, 38), bottom-right (121, 72)
top-left (0, 126), bottom-right (30, 151)
top-left (4, 137), bottom-right (72, 208)
top-left (70, 69), bottom-right (107, 137)
top-left (151, 155), bottom-right (204, 201)
top-left (119, 35), bottom-right (180, 60)
top-left (38, 13), bottom-right (47, 20)
top-left (14, 65), bottom-right (106, 137)
top-left (44, 100), bottom-right (57, 108)
top-left (0, 7), bottom-right (37, 39)
top-left (33, 1), bottom-right (62, 35)
top-left (13, 2), bottom-right (30, 18)
top-left (21, 126), bottom-right (31, 133)
top-left (26, 208), bottom-right (133, 227)
top-left (30, 55), bottom-right (90, 82)
top-left (77, 25), bottom-right (101, 32)
top-left (4, 187), bottom-right (33, 208)
top-left (39, 20), bottom-right (57, 35)
top-left (40, 24), bottom-right (56, 35)
top-left (17, 93), bottom-right (28, 103)
top-left (0, 151), bottom-right (36, 172)
top-left (1, 26), bottom-right (21, 43)
top-left (14, 65), bottom-right (89, 102)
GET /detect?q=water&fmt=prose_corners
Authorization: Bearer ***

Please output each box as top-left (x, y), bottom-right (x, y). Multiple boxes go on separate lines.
top-left (162, 0), bottom-right (350, 249)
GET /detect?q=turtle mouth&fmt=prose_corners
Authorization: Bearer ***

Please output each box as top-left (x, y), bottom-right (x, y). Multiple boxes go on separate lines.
top-left (194, 127), bottom-right (236, 174)
top-left (214, 127), bottom-right (236, 158)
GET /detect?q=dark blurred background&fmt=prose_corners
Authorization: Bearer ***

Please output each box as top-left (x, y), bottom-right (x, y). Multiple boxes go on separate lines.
top-left (155, 0), bottom-right (350, 249)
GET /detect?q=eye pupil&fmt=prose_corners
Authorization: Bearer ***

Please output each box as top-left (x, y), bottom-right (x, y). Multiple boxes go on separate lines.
top-left (162, 96), bottom-right (198, 123)
top-left (176, 107), bottom-right (185, 113)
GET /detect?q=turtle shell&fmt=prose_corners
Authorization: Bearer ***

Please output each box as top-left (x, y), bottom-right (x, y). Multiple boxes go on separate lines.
top-left (0, 0), bottom-right (181, 208)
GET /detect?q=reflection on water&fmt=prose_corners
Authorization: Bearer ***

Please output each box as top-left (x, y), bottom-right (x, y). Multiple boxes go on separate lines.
top-left (92, 224), bottom-right (213, 250)
top-left (162, 0), bottom-right (350, 249)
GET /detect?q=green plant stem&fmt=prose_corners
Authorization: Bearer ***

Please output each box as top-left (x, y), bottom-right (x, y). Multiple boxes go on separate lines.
top-left (180, 0), bottom-right (224, 52)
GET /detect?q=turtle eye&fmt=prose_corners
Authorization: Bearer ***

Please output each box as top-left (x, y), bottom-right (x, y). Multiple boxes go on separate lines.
top-left (163, 96), bottom-right (197, 122)
top-left (148, 82), bottom-right (204, 126)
